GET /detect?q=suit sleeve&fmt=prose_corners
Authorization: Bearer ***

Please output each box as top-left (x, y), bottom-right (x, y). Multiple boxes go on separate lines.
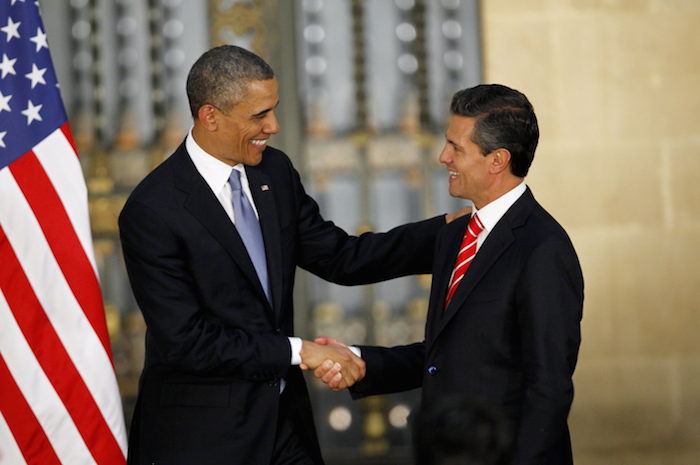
top-left (285, 159), bottom-right (445, 284)
top-left (119, 199), bottom-right (290, 380)
top-left (349, 342), bottom-right (425, 399)
top-left (513, 239), bottom-right (583, 464)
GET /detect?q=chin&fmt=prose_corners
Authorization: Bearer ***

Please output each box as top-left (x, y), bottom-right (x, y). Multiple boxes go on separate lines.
top-left (247, 154), bottom-right (264, 166)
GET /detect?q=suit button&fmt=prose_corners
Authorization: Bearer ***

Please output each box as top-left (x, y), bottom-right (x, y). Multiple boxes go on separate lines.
top-left (427, 366), bottom-right (438, 375)
top-left (268, 380), bottom-right (278, 388)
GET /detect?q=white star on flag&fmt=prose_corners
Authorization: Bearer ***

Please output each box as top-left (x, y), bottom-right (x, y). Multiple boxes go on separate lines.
top-left (11, 0), bottom-right (28, 6)
top-left (29, 27), bottom-right (48, 52)
top-left (21, 99), bottom-right (42, 124)
top-left (24, 63), bottom-right (46, 88)
top-left (1, 16), bottom-right (21, 42)
top-left (0, 130), bottom-right (6, 148)
top-left (0, 90), bottom-right (11, 112)
top-left (0, 53), bottom-right (16, 78)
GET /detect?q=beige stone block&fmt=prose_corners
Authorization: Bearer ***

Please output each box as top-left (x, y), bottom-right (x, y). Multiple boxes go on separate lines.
top-left (570, 357), bottom-right (678, 448)
top-left (556, 227), bottom-right (699, 360)
top-left (604, 230), bottom-right (700, 357)
top-left (659, 230), bottom-right (700, 356)
top-left (481, 0), bottom-right (556, 17)
top-left (604, 14), bottom-right (700, 140)
top-left (677, 357), bottom-right (700, 441)
top-left (544, 13), bottom-right (619, 144)
top-left (518, 10), bottom-right (700, 143)
top-left (575, 447), bottom-right (700, 465)
top-left (650, 0), bottom-right (700, 13)
top-left (564, 0), bottom-right (651, 12)
top-left (546, 11), bottom-right (700, 143)
top-left (572, 357), bottom-right (700, 464)
top-left (526, 143), bottom-right (663, 229)
top-left (567, 229), bottom-right (617, 358)
top-left (668, 142), bottom-right (700, 224)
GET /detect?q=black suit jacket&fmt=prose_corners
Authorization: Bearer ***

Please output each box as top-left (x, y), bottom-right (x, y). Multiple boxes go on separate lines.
top-left (119, 143), bottom-right (444, 465)
top-left (352, 188), bottom-right (584, 465)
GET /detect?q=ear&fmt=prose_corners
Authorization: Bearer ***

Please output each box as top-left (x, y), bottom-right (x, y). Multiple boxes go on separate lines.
top-left (489, 149), bottom-right (511, 174)
top-left (197, 104), bottom-right (218, 131)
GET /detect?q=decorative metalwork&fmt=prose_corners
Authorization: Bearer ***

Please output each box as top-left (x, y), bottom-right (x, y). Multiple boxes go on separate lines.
top-left (296, 2), bottom-right (482, 462)
top-left (441, 0), bottom-right (465, 92)
top-left (38, 1), bottom-right (482, 461)
top-left (85, 0), bottom-right (114, 196)
top-left (209, 0), bottom-right (276, 57)
top-left (350, 0), bottom-right (369, 136)
top-left (301, 0), bottom-right (331, 137)
top-left (147, 0), bottom-right (186, 167)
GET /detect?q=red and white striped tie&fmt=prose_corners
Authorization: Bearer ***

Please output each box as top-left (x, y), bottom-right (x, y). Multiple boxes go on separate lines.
top-left (445, 214), bottom-right (484, 308)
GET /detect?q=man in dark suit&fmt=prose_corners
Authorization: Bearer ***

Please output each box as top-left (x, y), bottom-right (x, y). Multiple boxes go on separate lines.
top-left (317, 84), bottom-right (584, 465)
top-left (118, 45), bottom-right (458, 465)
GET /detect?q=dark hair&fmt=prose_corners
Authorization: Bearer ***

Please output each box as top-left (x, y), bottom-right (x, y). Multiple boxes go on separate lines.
top-left (450, 84), bottom-right (539, 177)
top-left (413, 398), bottom-right (513, 465)
top-left (186, 45), bottom-right (274, 117)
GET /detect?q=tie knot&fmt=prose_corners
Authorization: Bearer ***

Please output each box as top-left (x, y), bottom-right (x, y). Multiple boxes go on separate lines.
top-left (467, 213), bottom-right (484, 237)
top-left (228, 169), bottom-right (242, 192)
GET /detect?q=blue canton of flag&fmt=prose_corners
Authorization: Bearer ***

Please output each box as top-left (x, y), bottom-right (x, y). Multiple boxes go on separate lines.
top-left (1, 0), bottom-right (66, 170)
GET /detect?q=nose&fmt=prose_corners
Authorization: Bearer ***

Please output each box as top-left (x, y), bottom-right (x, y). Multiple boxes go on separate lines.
top-left (264, 110), bottom-right (280, 134)
top-left (438, 144), bottom-right (451, 165)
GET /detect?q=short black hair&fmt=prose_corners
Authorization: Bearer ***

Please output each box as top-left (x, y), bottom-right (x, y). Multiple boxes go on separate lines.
top-left (186, 45), bottom-right (274, 117)
top-left (450, 84), bottom-right (539, 177)
top-left (413, 397), bottom-right (513, 465)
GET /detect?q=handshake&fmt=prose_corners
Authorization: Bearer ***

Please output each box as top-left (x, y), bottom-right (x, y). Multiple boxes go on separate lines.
top-left (299, 336), bottom-right (362, 391)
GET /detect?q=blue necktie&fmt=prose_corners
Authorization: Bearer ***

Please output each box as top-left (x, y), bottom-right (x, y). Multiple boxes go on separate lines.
top-left (228, 169), bottom-right (270, 302)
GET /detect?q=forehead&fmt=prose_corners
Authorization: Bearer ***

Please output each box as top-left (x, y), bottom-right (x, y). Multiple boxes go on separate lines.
top-left (240, 79), bottom-right (278, 103)
top-left (446, 114), bottom-right (477, 141)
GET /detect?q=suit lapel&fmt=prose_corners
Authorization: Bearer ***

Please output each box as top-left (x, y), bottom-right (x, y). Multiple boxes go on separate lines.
top-left (245, 164), bottom-right (283, 324)
top-left (172, 147), bottom-right (273, 318)
top-left (429, 189), bottom-right (536, 342)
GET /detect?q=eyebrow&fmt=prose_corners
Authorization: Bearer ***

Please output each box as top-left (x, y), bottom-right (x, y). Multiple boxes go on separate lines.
top-left (445, 134), bottom-right (460, 148)
top-left (251, 100), bottom-right (280, 118)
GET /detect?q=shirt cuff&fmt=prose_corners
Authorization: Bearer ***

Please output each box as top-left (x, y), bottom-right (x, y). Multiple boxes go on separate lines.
top-left (349, 346), bottom-right (361, 358)
top-left (289, 337), bottom-right (302, 365)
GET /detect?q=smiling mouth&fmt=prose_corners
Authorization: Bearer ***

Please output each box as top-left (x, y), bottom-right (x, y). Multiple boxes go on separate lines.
top-left (250, 139), bottom-right (267, 146)
top-left (448, 170), bottom-right (458, 178)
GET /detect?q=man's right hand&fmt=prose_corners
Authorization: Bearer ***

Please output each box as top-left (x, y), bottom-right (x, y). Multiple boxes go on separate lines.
top-left (299, 340), bottom-right (365, 391)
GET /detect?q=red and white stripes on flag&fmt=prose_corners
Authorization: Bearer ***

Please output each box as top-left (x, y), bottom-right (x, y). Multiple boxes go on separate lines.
top-left (0, 126), bottom-right (127, 465)
top-left (1, 2), bottom-right (126, 463)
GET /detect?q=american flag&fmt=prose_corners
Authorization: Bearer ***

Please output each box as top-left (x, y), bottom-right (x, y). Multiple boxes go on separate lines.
top-left (0, 2), bottom-right (127, 464)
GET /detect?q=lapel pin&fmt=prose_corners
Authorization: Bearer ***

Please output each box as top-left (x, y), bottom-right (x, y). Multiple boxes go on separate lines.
top-left (261, 185), bottom-right (270, 191)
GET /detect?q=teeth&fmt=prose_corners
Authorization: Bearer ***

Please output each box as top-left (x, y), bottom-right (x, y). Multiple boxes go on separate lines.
top-left (251, 139), bottom-right (266, 146)
top-left (448, 171), bottom-right (458, 177)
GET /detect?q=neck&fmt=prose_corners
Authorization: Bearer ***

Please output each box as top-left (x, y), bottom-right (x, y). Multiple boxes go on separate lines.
top-left (473, 176), bottom-right (523, 210)
top-left (191, 122), bottom-right (237, 167)
top-left (191, 123), bottom-right (211, 152)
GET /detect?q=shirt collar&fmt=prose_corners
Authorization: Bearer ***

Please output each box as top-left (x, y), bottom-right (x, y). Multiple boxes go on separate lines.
top-left (185, 127), bottom-right (245, 194)
top-left (473, 181), bottom-right (527, 233)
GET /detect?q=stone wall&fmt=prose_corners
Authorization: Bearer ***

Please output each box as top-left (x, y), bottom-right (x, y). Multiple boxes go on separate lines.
top-left (481, 1), bottom-right (700, 463)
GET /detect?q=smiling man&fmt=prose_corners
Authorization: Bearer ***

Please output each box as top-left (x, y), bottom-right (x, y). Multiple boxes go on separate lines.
top-left (317, 84), bottom-right (584, 465)
top-left (118, 45), bottom-right (458, 465)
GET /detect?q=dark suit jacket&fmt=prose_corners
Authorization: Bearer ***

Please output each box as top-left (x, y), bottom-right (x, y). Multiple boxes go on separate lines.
top-left (352, 188), bottom-right (584, 465)
top-left (119, 143), bottom-right (444, 465)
